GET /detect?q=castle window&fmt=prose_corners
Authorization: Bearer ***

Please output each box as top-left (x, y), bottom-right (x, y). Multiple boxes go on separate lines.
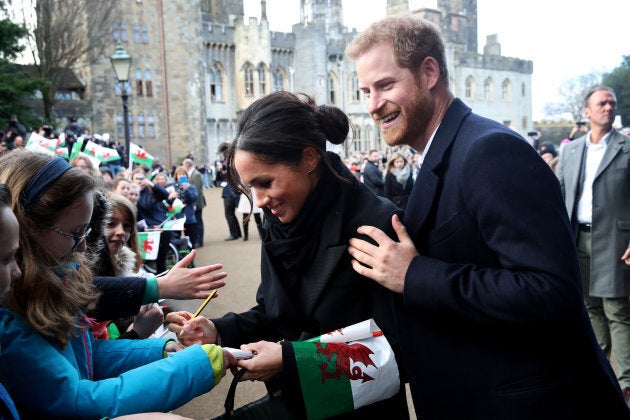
top-left (147, 115), bottom-right (155, 138)
top-left (114, 77), bottom-right (131, 96)
top-left (128, 113), bottom-right (134, 138)
top-left (142, 25), bottom-right (148, 44)
top-left (138, 113), bottom-right (145, 138)
top-left (352, 73), bottom-right (360, 102)
top-left (209, 64), bottom-right (224, 102)
top-left (328, 72), bottom-right (338, 105)
top-left (257, 64), bottom-right (267, 95)
top-left (120, 23), bottom-right (128, 43)
top-left (135, 69), bottom-right (143, 96)
top-left (244, 65), bottom-right (254, 96)
top-left (272, 69), bottom-right (285, 92)
top-left (113, 22), bottom-right (120, 41)
top-left (465, 76), bottom-right (475, 99)
top-left (521, 82), bottom-right (526, 97)
top-left (116, 114), bottom-right (123, 138)
top-left (133, 25), bottom-right (141, 43)
top-left (502, 79), bottom-right (512, 101)
top-left (145, 70), bottom-right (152, 97)
top-left (484, 77), bottom-right (493, 101)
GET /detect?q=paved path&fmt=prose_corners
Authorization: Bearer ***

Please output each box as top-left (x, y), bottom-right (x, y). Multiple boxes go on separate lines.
top-left (168, 187), bottom-right (416, 419)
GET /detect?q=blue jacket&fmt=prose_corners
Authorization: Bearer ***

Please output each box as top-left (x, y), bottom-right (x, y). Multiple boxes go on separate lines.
top-left (0, 309), bottom-right (221, 419)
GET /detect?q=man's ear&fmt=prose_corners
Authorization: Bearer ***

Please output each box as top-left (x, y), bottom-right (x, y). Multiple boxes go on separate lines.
top-left (421, 56), bottom-right (441, 90)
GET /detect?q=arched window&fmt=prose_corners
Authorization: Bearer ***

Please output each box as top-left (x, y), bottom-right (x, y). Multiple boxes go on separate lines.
top-left (133, 25), bottom-right (140, 43)
top-left (244, 64), bottom-right (254, 96)
top-left (257, 64), bottom-right (267, 95)
top-left (272, 68), bottom-right (285, 92)
top-left (145, 70), bottom-right (152, 97)
top-left (141, 25), bottom-right (148, 44)
top-left (135, 69), bottom-right (143, 96)
top-left (484, 77), bottom-right (493, 101)
top-left (502, 79), bottom-right (511, 101)
top-left (209, 64), bottom-right (224, 102)
top-left (465, 76), bottom-right (475, 99)
top-left (137, 113), bottom-right (145, 138)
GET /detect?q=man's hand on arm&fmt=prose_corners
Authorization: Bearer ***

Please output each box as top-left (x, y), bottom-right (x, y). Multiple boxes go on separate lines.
top-left (348, 214), bottom-right (419, 293)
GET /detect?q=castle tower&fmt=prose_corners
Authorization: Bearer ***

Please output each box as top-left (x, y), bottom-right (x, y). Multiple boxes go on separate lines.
top-left (386, 0), bottom-right (408, 16)
top-left (204, 0), bottom-right (244, 24)
top-left (438, 0), bottom-right (477, 52)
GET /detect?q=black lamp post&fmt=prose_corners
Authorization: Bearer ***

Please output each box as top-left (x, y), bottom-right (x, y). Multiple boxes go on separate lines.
top-left (110, 42), bottom-right (132, 168)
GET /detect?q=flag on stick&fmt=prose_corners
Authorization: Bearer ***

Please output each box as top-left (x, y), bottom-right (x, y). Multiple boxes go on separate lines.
top-left (130, 143), bottom-right (154, 167)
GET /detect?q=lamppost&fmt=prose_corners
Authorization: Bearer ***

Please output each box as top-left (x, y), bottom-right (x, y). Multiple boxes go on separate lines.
top-left (110, 42), bottom-right (132, 168)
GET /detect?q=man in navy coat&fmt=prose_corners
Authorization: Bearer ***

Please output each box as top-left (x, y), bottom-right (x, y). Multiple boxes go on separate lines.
top-left (346, 15), bottom-right (629, 418)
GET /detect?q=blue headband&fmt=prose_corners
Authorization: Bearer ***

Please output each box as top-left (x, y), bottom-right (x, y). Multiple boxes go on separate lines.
top-left (21, 158), bottom-right (72, 210)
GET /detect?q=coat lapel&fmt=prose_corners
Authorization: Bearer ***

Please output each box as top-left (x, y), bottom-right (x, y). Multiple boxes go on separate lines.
top-left (405, 99), bottom-right (470, 240)
top-left (596, 130), bottom-right (627, 178)
top-left (300, 195), bottom-right (347, 316)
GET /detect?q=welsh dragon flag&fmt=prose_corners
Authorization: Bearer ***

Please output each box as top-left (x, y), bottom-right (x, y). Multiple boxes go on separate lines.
top-left (130, 143), bottom-right (154, 167)
top-left (292, 319), bottom-right (399, 419)
top-left (137, 230), bottom-right (161, 260)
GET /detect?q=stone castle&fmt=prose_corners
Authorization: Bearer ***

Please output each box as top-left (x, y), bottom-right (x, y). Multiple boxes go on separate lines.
top-left (85, 0), bottom-right (533, 166)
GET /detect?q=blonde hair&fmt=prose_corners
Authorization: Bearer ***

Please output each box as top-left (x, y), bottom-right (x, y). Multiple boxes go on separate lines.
top-left (0, 150), bottom-right (99, 347)
top-left (385, 152), bottom-right (409, 173)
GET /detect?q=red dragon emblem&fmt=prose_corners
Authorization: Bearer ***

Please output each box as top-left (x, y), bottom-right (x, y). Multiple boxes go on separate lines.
top-left (142, 238), bottom-right (154, 252)
top-left (315, 342), bottom-right (376, 383)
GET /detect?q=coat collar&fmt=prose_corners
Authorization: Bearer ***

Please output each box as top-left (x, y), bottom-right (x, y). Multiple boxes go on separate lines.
top-left (405, 98), bottom-right (471, 239)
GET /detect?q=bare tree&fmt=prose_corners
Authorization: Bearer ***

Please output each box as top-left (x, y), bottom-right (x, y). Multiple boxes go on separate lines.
top-left (9, 0), bottom-right (118, 121)
top-left (542, 72), bottom-right (602, 122)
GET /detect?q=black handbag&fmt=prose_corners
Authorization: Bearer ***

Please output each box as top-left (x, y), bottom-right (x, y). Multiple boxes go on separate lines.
top-left (212, 369), bottom-right (302, 420)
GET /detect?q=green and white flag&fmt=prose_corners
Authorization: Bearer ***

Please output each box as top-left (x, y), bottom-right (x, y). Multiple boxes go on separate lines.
top-left (130, 142), bottom-right (154, 167)
top-left (292, 319), bottom-right (399, 419)
top-left (83, 140), bottom-right (120, 163)
top-left (138, 230), bottom-right (161, 260)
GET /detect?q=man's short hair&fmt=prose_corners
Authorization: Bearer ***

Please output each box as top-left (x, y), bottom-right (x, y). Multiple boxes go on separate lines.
top-left (346, 14), bottom-right (449, 84)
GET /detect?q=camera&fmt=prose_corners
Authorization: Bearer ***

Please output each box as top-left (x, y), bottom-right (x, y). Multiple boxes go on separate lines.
top-left (527, 131), bottom-right (538, 137)
top-left (576, 121), bottom-right (586, 126)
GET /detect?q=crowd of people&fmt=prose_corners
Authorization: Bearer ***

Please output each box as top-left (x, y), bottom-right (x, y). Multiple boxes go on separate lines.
top-left (1, 12), bottom-right (630, 420)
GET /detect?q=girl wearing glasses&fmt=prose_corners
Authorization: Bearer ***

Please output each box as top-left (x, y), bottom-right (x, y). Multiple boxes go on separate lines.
top-left (0, 150), bottom-right (236, 418)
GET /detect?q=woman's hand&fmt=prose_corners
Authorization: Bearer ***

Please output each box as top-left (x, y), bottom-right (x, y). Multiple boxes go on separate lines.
top-left (236, 341), bottom-right (283, 382)
top-left (131, 303), bottom-right (164, 338)
top-left (156, 250), bottom-right (227, 299)
top-left (166, 311), bottom-right (218, 346)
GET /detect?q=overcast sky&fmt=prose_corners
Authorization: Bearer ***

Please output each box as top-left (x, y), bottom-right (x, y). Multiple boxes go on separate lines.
top-left (244, 0), bottom-right (630, 121)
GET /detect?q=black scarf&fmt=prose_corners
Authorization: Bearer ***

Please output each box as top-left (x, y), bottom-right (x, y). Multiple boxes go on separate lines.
top-left (263, 154), bottom-right (343, 273)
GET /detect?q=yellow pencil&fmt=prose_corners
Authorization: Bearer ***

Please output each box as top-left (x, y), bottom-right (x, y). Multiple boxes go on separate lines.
top-left (192, 290), bottom-right (217, 318)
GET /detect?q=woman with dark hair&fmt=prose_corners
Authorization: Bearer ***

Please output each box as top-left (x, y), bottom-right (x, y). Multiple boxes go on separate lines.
top-left (167, 92), bottom-right (409, 418)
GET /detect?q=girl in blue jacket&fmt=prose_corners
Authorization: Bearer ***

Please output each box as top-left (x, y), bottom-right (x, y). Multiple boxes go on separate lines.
top-left (0, 150), bottom-right (235, 419)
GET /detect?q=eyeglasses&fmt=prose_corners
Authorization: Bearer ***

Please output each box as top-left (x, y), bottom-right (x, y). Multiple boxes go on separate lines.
top-left (48, 226), bottom-right (92, 251)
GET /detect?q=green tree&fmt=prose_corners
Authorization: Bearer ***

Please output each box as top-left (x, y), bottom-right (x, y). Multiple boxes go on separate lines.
top-left (603, 55), bottom-right (630, 129)
top-left (0, 1), bottom-right (46, 128)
